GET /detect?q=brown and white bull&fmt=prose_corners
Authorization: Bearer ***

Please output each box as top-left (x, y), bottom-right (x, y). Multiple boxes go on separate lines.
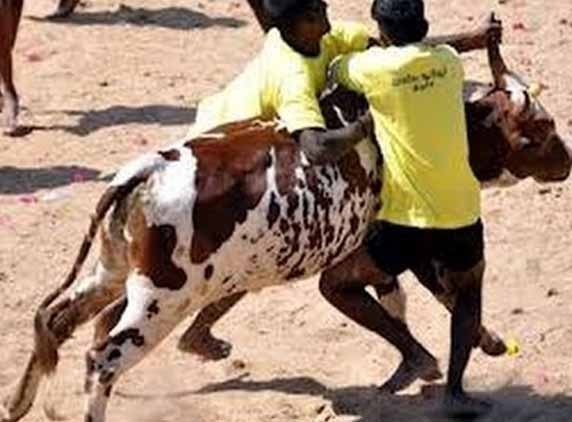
top-left (0, 0), bottom-right (23, 135)
top-left (1, 42), bottom-right (570, 422)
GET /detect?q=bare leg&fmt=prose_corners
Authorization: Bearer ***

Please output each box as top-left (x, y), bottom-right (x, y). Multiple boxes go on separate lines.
top-left (177, 292), bottom-right (246, 360)
top-left (49, 0), bottom-right (80, 18)
top-left (409, 260), bottom-right (506, 356)
top-left (443, 260), bottom-right (491, 417)
top-left (319, 246), bottom-right (442, 394)
top-left (0, 1), bottom-right (22, 135)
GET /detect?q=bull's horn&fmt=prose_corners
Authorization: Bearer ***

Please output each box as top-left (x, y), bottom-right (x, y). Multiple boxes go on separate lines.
top-left (528, 82), bottom-right (544, 97)
top-left (487, 13), bottom-right (508, 89)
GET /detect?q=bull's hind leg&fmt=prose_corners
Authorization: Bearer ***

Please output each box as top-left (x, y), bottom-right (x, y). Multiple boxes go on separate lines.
top-left (177, 291), bottom-right (246, 360)
top-left (84, 273), bottom-right (191, 422)
top-left (1, 229), bottom-right (128, 422)
top-left (319, 246), bottom-right (442, 394)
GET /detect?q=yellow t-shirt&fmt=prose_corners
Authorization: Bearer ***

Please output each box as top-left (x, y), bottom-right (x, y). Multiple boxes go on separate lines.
top-left (189, 21), bottom-right (369, 136)
top-left (333, 44), bottom-right (480, 229)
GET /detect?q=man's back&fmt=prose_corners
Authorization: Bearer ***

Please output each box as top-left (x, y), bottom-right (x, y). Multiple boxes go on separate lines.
top-left (334, 43), bottom-right (480, 228)
top-left (189, 21), bottom-right (369, 137)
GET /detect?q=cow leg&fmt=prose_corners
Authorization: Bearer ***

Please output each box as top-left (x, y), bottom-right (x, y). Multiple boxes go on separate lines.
top-left (319, 246), bottom-right (442, 394)
top-left (49, 0), bottom-right (80, 18)
top-left (407, 260), bottom-right (507, 356)
top-left (84, 273), bottom-right (190, 422)
top-left (1, 224), bottom-right (128, 422)
top-left (177, 291), bottom-right (246, 360)
top-left (93, 296), bottom-right (128, 345)
top-left (443, 259), bottom-right (491, 416)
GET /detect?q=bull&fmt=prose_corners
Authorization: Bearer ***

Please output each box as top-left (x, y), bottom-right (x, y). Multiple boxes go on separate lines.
top-left (1, 40), bottom-right (570, 422)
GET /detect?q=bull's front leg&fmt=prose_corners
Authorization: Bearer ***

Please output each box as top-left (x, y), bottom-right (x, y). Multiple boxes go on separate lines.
top-left (177, 292), bottom-right (246, 361)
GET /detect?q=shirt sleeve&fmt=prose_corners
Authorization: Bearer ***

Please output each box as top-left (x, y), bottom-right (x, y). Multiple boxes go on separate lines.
top-left (331, 49), bottom-right (380, 95)
top-left (440, 44), bottom-right (465, 81)
top-left (327, 21), bottom-right (370, 56)
top-left (277, 70), bottom-right (326, 133)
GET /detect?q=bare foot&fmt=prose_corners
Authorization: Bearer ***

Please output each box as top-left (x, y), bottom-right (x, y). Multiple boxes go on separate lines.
top-left (3, 125), bottom-right (33, 138)
top-left (177, 329), bottom-right (232, 361)
top-left (443, 391), bottom-right (492, 418)
top-left (378, 353), bottom-right (442, 394)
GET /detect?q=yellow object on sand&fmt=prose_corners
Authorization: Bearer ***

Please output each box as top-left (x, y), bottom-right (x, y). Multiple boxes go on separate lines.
top-left (506, 338), bottom-right (521, 357)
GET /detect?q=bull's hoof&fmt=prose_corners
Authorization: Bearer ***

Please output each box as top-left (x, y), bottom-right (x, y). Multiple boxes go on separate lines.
top-left (378, 354), bottom-right (442, 394)
top-left (480, 332), bottom-right (507, 357)
top-left (177, 331), bottom-right (232, 361)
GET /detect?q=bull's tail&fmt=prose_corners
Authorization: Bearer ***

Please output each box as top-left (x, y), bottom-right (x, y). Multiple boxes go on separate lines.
top-left (33, 153), bottom-right (164, 375)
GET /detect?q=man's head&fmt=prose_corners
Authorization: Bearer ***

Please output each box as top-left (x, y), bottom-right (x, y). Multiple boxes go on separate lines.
top-left (371, 0), bottom-right (428, 46)
top-left (263, 0), bottom-right (331, 56)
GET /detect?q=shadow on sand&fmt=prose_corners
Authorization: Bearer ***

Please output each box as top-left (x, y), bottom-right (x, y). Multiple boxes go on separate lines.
top-left (116, 374), bottom-right (572, 422)
top-left (29, 5), bottom-right (246, 30)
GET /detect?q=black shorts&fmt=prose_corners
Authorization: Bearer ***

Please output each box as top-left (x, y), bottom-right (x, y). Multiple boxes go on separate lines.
top-left (364, 219), bottom-right (484, 276)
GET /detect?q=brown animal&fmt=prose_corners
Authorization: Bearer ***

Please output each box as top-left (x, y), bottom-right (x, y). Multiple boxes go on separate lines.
top-left (1, 37), bottom-right (570, 421)
top-left (0, 0), bottom-right (23, 135)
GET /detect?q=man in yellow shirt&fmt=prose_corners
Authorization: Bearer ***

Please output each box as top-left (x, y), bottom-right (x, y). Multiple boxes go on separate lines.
top-left (319, 0), bottom-right (494, 416)
top-left (187, 0), bottom-right (375, 162)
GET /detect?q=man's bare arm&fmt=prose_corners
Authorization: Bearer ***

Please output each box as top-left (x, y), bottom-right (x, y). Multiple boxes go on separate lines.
top-left (297, 113), bottom-right (374, 164)
top-left (425, 14), bottom-right (502, 53)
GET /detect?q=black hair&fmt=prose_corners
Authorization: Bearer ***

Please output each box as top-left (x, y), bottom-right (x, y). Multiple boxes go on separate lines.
top-left (371, 0), bottom-right (429, 45)
top-left (263, 0), bottom-right (307, 23)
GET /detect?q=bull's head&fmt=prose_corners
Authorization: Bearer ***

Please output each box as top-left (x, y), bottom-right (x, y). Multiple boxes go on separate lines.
top-left (468, 27), bottom-right (571, 183)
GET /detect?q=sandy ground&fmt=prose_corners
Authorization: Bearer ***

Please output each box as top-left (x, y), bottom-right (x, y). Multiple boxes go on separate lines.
top-left (1, 0), bottom-right (572, 421)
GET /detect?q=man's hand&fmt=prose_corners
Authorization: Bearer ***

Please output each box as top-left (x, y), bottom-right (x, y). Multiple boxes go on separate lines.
top-left (473, 13), bottom-right (503, 49)
top-left (298, 112), bottom-right (374, 165)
